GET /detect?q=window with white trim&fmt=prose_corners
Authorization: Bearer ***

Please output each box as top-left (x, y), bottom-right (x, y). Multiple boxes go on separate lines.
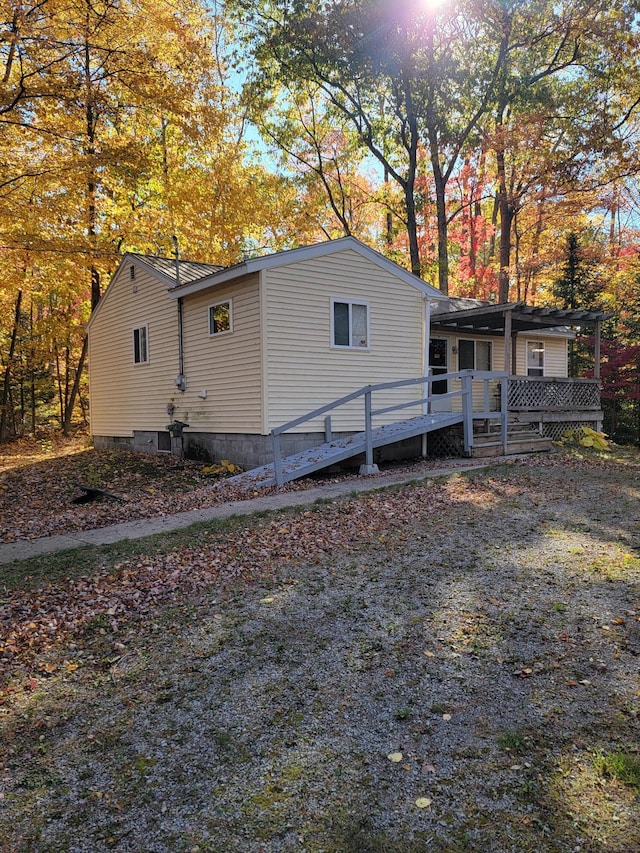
top-left (332, 299), bottom-right (369, 348)
top-left (526, 340), bottom-right (545, 377)
top-left (458, 339), bottom-right (491, 371)
top-left (209, 300), bottom-right (232, 336)
top-left (133, 325), bottom-right (148, 364)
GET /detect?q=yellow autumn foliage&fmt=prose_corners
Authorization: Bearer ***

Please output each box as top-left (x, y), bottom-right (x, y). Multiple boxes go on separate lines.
top-left (560, 426), bottom-right (608, 451)
top-left (201, 459), bottom-right (243, 477)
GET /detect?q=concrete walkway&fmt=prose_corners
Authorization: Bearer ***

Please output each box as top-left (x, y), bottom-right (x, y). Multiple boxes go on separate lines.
top-left (0, 461), bottom-right (496, 565)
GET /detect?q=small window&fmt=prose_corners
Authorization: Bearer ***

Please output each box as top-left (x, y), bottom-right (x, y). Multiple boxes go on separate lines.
top-left (332, 299), bottom-right (369, 348)
top-left (527, 340), bottom-right (545, 377)
top-left (209, 300), bottom-right (232, 335)
top-left (133, 325), bottom-right (148, 364)
top-left (458, 339), bottom-right (491, 371)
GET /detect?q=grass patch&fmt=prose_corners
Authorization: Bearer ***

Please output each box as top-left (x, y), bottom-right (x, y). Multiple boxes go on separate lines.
top-left (593, 750), bottom-right (640, 788)
top-left (497, 728), bottom-right (530, 754)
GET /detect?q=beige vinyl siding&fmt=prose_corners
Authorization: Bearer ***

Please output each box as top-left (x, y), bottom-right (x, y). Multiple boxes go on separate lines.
top-left (435, 332), bottom-right (569, 413)
top-left (264, 248), bottom-right (426, 432)
top-left (178, 275), bottom-right (262, 433)
top-left (88, 265), bottom-right (178, 436)
top-left (444, 333), bottom-right (568, 379)
top-left (515, 334), bottom-right (568, 377)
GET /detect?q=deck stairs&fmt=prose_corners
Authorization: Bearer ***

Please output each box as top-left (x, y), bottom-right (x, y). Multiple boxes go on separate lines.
top-left (469, 419), bottom-right (554, 458)
top-left (226, 411), bottom-right (465, 490)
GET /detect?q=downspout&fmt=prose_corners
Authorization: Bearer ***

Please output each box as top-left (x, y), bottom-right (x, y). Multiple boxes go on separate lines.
top-left (177, 297), bottom-right (185, 388)
top-left (173, 235), bottom-right (186, 392)
top-left (423, 295), bottom-right (432, 415)
top-left (422, 296), bottom-right (432, 458)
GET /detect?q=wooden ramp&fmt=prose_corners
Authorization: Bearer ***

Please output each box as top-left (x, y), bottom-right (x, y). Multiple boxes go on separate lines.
top-left (227, 411), bottom-right (464, 490)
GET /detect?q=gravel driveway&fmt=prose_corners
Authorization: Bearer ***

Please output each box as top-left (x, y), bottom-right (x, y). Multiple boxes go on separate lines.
top-left (1, 453), bottom-right (639, 852)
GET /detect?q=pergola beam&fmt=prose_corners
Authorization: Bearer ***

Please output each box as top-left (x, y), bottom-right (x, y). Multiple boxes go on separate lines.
top-left (430, 300), bottom-right (612, 379)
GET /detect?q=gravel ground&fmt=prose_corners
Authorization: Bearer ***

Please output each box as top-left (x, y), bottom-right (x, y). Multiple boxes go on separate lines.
top-left (0, 451), bottom-right (639, 852)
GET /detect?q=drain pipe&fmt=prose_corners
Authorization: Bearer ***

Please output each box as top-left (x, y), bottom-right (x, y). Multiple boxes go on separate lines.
top-left (173, 236), bottom-right (186, 392)
top-left (422, 296), bottom-right (433, 458)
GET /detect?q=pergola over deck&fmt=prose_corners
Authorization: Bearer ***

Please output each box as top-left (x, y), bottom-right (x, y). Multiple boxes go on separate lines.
top-left (430, 298), bottom-right (610, 378)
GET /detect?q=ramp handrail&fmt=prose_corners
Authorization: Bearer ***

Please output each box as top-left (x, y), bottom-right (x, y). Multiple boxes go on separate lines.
top-left (271, 370), bottom-right (509, 486)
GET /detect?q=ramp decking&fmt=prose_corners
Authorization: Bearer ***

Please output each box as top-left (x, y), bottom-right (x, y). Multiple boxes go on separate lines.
top-left (227, 411), bottom-right (465, 490)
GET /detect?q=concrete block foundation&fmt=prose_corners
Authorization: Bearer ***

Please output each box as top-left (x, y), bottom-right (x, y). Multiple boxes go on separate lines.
top-left (93, 430), bottom-right (426, 472)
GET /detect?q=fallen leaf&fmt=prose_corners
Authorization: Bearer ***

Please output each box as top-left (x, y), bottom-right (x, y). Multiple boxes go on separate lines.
top-left (415, 797), bottom-right (432, 808)
top-left (387, 752), bottom-right (403, 763)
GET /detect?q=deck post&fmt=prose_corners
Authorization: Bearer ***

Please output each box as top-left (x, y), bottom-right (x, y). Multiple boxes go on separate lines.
top-left (500, 377), bottom-right (508, 455)
top-left (359, 387), bottom-right (380, 475)
top-left (504, 309), bottom-right (512, 374)
top-left (462, 372), bottom-right (473, 456)
top-left (324, 416), bottom-right (332, 442)
top-left (272, 432), bottom-right (284, 486)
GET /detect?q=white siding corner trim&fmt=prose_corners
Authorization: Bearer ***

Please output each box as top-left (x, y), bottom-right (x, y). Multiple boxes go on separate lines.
top-left (260, 269), bottom-right (270, 435)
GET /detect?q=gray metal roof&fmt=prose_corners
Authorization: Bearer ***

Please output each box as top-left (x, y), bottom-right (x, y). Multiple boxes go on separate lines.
top-left (129, 253), bottom-right (223, 285)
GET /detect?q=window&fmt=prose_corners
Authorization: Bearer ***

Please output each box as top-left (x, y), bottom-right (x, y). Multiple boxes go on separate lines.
top-left (458, 339), bottom-right (491, 371)
top-left (332, 299), bottom-right (369, 348)
top-left (527, 340), bottom-right (545, 377)
top-left (209, 300), bottom-right (232, 335)
top-left (133, 325), bottom-right (148, 364)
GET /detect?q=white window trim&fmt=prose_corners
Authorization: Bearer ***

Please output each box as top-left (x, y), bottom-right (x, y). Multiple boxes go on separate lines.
top-left (208, 299), bottom-right (233, 337)
top-left (526, 339), bottom-right (545, 377)
top-left (133, 324), bottom-right (149, 365)
top-left (330, 298), bottom-right (370, 350)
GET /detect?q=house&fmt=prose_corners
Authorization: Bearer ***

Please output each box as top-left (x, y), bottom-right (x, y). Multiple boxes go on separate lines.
top-left (87, 237), bottom-right (607, 471)
top-left (88, 237), bottom-right (443, 467)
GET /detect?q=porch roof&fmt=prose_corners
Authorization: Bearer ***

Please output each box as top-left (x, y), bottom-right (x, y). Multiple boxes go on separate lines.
top-left (430, 297), bottom-right (611, 334)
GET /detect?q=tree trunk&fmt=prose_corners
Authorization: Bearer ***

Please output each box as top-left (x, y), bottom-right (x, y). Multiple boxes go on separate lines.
top-left (432, 160), bottom-right (449, 294)
top-left (63, 336), bottom-right (88, 436)
top-left (0, 290), bottom-right (23, 442)
top-left (496, 142), bottom-right (513, 303)
top-left (29, 302), bottom-right (36, 434)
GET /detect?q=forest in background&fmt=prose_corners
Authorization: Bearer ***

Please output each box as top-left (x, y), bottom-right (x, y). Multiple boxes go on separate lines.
top-left (2, 0), bottom-right (640, 443)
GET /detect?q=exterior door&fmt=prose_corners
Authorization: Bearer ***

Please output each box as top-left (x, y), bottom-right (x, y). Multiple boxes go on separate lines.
top-left (429, 338), bottom-right (450, 412)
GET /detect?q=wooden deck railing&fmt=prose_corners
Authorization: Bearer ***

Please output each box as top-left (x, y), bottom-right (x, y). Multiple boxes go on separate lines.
top-left (271, 370), bottom-right (509, 486)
